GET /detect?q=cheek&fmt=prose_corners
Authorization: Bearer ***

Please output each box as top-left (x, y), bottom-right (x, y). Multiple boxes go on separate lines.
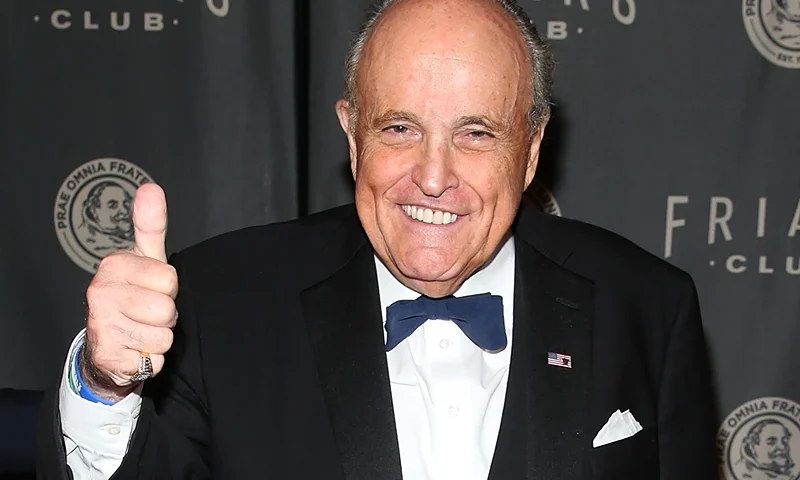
top-left (466, 156), bottom-right (525, 205)
top-left (356, 147), bottom-right (415, 194)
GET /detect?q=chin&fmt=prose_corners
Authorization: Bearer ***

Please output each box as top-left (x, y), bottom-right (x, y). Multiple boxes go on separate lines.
top-left (774, 456), bottom-right (790, 467)
top-left (394, 251), bottom-right (462, 282)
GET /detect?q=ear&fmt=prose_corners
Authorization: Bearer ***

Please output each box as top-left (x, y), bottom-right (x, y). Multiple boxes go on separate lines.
top-left (335, 99), bottom-right (359, 180)
top-left (524, 121), bottom-right (548, 190)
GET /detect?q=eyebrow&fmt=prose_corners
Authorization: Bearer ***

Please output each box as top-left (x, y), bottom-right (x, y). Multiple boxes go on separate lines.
top-left (453, 115), bottom-right (501, 131)
top-left (371, 110), bottom-right (423, 126)
top-left (372, 111), bottom-right (502, 131)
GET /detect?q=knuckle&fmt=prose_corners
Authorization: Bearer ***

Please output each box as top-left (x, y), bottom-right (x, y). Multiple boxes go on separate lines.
top-left (84, 292), bottom-right (109, 329)
top-left (85, 292), bottom-right (126, 332)
top-left (161, 265), bottom-right (179, 296)
top-left (86, 278), bottom-right (113, 312)
top-left (148, 295), bottom-right (175, 324)
top-left (167, 304), bottom-right (179, 329)
top-left (98, 250), bottom-right (128, 272)
top-left (88, 256), bottom-right (131, 304)
top-left (167, 305), bottom-right (179, 329)
top-left (84, 293), bottom-right (101, 322)
top-left (98, 251), bottom-right (144, 286)
top-left (156, 328), bottom-right (174, 353)
top-left (85, 281), bottom-right (107, 305)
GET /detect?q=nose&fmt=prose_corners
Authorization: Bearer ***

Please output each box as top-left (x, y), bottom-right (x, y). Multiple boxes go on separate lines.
top-left (411, 138), bottom-right (459, 198)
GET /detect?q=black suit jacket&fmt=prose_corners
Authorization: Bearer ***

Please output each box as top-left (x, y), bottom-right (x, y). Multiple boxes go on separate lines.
top-left (37, 203), bottom-right (718, 479)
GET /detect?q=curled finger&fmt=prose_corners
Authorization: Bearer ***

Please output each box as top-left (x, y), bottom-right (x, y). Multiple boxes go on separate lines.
top-left (117, 286), bottom-right (177, 328)
top-left (110, 320), bottom-right (175, 356)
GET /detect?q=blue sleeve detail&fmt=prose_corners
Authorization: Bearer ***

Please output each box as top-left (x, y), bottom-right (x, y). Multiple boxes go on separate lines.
top-left (74, 343), bottom-right (117, 406)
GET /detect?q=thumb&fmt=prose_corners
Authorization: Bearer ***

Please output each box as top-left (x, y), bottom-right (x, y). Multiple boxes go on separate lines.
top-left (132, 183), bottom-right (168, 263)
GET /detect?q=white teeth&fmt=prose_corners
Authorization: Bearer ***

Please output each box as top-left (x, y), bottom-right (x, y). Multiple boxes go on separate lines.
top-left (401, 205), bottom-right (459, 225)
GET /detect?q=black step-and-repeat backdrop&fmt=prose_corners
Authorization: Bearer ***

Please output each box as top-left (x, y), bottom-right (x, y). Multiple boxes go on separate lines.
top-left (1, 1), bottom-right (798, 478)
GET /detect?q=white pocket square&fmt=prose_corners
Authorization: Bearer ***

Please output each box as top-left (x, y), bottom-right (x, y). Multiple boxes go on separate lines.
top-left (592, 409), bottom-right (643, 448)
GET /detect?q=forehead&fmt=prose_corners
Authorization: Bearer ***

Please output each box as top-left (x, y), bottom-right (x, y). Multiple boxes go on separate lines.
top-left (762, 424), bottom-right (787, 434)
top-left (358, 0), bottom-right (530, 121)
top-left (101, 186), bottom-right (124, 195)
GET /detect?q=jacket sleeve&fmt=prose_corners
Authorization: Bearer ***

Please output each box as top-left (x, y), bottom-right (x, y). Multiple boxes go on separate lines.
top-left (37, 251), bottom-right (212, 479)
top-left (657, 273), bottom-right (719, 480)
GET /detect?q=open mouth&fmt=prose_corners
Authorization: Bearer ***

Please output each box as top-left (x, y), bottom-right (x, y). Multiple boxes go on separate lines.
top-left (401, 205), bottom-right (459, 225)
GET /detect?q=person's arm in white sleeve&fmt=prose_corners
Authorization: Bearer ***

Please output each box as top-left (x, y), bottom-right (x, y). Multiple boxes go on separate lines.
top-left (59, 329), bottom-right (143, 479)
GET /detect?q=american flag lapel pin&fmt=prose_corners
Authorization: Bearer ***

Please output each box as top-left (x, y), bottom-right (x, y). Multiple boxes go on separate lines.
top-left (547, 352), bottom-right (572, 369)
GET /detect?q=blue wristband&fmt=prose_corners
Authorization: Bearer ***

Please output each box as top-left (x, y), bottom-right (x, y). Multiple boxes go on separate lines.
top-left (74, 343), bottom-right (117, 406)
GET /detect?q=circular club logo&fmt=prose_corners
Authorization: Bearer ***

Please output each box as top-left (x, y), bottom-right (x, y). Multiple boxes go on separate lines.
top-left (718, 397), bottom-right (800, 480)
top-left (743, 0), bottom-right (800, 69)
top-left (524, 180), bottom-right (562, 216)
top-left (54, 158), bottom-right (153, 273)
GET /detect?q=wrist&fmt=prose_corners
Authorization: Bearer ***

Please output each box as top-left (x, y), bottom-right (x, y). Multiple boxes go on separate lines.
top-left (75, 342), bottom-right (134, 404)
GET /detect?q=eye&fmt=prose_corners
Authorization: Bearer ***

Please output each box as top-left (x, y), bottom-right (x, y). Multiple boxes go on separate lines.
top-left (467, 130), bottom-right (494, 139)
top-left (384, 125), bottom-right (409, 135)
top-left (454, 128), bottom-right (498, 152)
top-left (378, 124), bottom-right (419, 146)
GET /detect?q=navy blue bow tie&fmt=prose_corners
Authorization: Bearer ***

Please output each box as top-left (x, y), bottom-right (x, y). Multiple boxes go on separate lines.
top-left (384, 293), bottom-right (506, 352)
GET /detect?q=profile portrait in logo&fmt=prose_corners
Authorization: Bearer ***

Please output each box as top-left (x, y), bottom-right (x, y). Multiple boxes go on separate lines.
top-left (522, 179), bottom-right (562, 217)
top-left (78, 181), bottom-right (135, 252)
top-left (743, 0), bottom-right (800, 68)
top-left (54, 158), bottom-right (153, 273)
top-left (734, 419), bottom-right (798, 479)
top-left (719, 397), bottom-right (800, 480)
top-left (764, 0), bottom-right (800, 49)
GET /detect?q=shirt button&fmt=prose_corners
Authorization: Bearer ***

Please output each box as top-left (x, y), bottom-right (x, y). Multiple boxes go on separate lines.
top-left (448, 406), bottom-right (460, 416)
top-left (107, 425), bottom-right (121, 435)
top-left (439, 339), bottom-right (450, 349)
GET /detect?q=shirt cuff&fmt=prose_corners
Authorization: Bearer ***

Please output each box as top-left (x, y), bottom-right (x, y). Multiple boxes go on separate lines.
top-left (59, 329), bottom-right (143, 456)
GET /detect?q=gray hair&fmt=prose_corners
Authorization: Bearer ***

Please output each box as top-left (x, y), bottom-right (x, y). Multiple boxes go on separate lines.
top-left (342, 0), bottom-right (555, 134)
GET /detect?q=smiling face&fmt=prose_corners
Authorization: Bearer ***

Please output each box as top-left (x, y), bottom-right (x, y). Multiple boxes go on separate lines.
top-left (775, 0), bottom-right (800, 20)
top-left (96, 185), bottom-right (130, 229)
top-left (752, 423), bottom-right (792, 470)
top-left (336, 0), bottom-right (547, 297)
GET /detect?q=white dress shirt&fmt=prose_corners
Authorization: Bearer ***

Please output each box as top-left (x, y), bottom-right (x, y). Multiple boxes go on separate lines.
top-left (59, 236), bottom-right (515, 480)
top-left (376, 236), bottom-right (515, 480)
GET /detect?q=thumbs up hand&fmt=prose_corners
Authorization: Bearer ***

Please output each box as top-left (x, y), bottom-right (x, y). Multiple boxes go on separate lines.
top-left (80, 183), bottom-right (178, 402)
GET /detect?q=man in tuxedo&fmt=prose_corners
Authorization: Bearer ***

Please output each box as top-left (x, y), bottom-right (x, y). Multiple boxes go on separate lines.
top-left (37, 0), bottom-right (718, 478)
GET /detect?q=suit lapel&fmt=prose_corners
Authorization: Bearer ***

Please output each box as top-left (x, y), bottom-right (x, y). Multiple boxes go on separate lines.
top-left (520, 237), bottom-right (594, 479)
top-left (301, 242), bottom-right (403, 480)
top-left (491, 208), bottom-right (595, 480)
top-left (299, 204), bottom-right (591, 480)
